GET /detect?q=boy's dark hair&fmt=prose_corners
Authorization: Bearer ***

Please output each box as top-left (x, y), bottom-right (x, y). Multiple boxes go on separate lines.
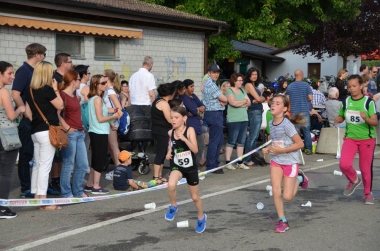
top-left (169, 98), bottom-right (183, 108)
top-left (25, 43), bottom-right (47, 59)
top-left (74, 65), bottom-right (89, 79)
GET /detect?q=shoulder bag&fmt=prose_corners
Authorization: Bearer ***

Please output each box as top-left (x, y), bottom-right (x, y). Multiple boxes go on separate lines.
top-left (0, 86), bottom-right (22, 151)
top-left (29, 88), bottom-right (68, 150)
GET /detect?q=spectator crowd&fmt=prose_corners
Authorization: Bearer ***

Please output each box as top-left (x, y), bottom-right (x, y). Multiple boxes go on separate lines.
top-left (0, 42), bottom-right (379, 220)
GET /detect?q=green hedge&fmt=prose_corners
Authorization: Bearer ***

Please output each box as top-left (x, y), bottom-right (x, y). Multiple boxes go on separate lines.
top-left (362, 60), bottom-right (380, 68)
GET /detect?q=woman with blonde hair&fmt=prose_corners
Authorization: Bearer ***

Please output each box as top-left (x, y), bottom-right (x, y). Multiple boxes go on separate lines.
top-left (0, 61), bottom-right (25, 218)
top-left (84, 75), bottom-right (122, 194)
top-left (57, 70), bottom-right (89, 198)
top-left (335, 68), bottom-right (348, 101)
top-left (103, 69), bottom-right (122, 167)
top-left (25, 61), bottom-right (64, 210)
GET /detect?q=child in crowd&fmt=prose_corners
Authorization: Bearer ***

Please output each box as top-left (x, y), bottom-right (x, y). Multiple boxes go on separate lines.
top-left (113, 151), bottom-right (156, 191)
top-left (165, 106), bottom-right (207, 233)
top-left (168, 98), bottom-right (183, 108)
top-left (262, 94), bottom-right (309, 233)
top-left (334, 74), bottom-right (377, 204)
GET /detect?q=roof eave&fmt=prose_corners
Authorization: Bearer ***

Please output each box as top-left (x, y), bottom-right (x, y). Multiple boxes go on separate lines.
top-left (5, 0), bottom-right (228, 31)
top-left (241, 51), bottom-right (285, 62)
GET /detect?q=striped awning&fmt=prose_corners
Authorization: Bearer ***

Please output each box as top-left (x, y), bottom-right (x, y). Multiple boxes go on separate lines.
top-left (0, 13), bottom-right (142, 38)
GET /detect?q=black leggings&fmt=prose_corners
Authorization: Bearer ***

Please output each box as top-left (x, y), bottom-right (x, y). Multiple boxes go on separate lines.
top-left (89, 132), bottom-right (108, 173)
top-left (153, 134), bottom-right (169, 165)
top-left (0, 140), bottom-right (18, 210)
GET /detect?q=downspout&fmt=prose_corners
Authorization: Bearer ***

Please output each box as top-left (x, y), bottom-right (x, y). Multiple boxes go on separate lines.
top-left (204, 25), bottom-right (222, 74)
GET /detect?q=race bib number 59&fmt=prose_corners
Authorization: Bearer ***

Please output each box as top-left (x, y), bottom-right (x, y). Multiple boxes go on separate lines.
top-left (346, 110), bottom-right (365, 124)
top-left (174, 150), bottom-right (193, 168)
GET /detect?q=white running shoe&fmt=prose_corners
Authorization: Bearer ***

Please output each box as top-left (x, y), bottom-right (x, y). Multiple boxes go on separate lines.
top-left (236, 163), bottom-right (250, 170)
top-left (225, 164), bottom-right (236, 170)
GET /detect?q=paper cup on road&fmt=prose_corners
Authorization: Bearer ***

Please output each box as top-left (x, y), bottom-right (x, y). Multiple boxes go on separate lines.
top-left (317, 159), bottom-right (323, 162)
top-left (256, 202), bottom-right (264, 210)
top-left (266, 185), bottom-right (272, 191)
top-left (144, 202), bottom-right (156, 210)
top-left (177, 220), bottom-right (189, 228)
top-left (356, 170), bottom-right (361, 175)
top-left (301, 201), bottom-right (312, 207)
top-left (333, 170), bottom-right (342, 176)
top-left (269, 191), bottom-right (273, 197)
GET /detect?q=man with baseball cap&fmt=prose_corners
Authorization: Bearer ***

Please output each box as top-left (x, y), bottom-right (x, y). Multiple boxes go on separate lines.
top-left (202, 63), bottom-right (227, 174)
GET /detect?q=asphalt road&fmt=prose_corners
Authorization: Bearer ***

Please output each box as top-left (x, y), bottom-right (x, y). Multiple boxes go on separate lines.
top-left (1, 148), bottom-right (380, 251)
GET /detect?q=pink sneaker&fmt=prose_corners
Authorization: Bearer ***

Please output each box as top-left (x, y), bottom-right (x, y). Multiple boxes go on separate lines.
top-left (298, 169), bottom-right (309, 189)
top-left (275, 221), bottom-right (289, 233)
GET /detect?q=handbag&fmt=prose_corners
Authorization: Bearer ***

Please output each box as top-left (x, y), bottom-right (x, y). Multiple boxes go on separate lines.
top-left (30, 88), bottom-right (68, 150)
top-left (0, 125), bottom-right (22, 151)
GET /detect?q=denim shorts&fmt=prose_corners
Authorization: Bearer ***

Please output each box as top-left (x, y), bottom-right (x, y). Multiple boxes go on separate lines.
top-left (226, 121), bottom-right (248, 147)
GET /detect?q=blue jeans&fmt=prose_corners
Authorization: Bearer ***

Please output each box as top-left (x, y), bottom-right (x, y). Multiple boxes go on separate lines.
top-left (297, 112), bottom-right (312, 151)
top-left (227, 121), bottom-right (248, 147)
top-left (244, 109), bottom-right (262, 163)
top-left (204, 111), bottom-right (224, 169)
top-left (17, 118), bottom-right (33, 192)
top-left (60, 131), bottom-right (89, 197)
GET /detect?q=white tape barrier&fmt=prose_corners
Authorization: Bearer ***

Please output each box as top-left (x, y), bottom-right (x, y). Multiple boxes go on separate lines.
top-left (0, 140), bottom-right (272, 207)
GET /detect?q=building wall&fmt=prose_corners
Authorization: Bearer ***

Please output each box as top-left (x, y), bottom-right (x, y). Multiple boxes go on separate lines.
top-left (266, 50), bottom-right (361, 81)
top-left (0, 25), bottom-right (205, 95)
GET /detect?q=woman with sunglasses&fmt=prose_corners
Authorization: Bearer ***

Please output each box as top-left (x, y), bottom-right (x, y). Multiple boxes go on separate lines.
top-left (84, 75), bottom-right (122, 194)
top-left (243, 68), bottom-right (265, 166)
top-left (57, 70), bottom-right (89, 198)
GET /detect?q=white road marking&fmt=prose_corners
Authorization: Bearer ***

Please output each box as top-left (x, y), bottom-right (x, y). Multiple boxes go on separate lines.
top-left (7, 158), bottom-right (365, 251)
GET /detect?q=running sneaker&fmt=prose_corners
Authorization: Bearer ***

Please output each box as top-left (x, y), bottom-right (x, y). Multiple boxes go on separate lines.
top-left (165, 205), bottom-right (178, 221)
top-left (225, 164), bottom-right (236, 170)
top-left (298, 169), bottom-right (309, 189)
top-left (236, 163), bottom-right (250, 170)
top-left (0, 208), bottom-right (17, 219)
top-left (47, 186), bottom-right (60, 195)
top-left (20, 190), bottom-right (34, 198)
top-left (91, 187), bottom-right (109, 195)
top-left (275, 220), bottom-right (289, 233)
top-left (84, 186), bottom-right (93, 192)
top-left (195, 213), bottom-right (207, 233)
top-left (363, 193), bottom-right (374, 205)
top-left (304, 149), bottom-right (312, 155)
top-left (343, 177), bottom-right (362, 196)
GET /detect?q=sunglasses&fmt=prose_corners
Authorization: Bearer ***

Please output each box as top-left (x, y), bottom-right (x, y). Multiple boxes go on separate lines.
top-left (99, 81), bottom-right (107, 85)
top-left (373, 71), bottom-right (378, 74)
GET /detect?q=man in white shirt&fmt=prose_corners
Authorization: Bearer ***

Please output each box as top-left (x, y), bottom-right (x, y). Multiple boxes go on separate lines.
top-left (129, 56), bottom-right (156, 118)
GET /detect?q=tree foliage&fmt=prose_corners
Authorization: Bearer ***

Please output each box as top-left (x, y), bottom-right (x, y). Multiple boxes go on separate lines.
top-left (293, 0), bottom-right (380, 67)
top-left (142, 0), bottom-right (364, 63)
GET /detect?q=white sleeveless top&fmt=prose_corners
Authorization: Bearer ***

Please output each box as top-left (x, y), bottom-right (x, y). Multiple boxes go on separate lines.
top-left (77, 83), bottom-right (88, 106)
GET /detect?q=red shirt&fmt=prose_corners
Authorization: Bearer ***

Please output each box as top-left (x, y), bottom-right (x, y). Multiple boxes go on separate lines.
top-left (60, 91), bottom-right (83, 130)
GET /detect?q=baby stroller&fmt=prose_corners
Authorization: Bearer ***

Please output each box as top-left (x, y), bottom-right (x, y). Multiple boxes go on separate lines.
top-left (117, 105), bottom-right (153, 175)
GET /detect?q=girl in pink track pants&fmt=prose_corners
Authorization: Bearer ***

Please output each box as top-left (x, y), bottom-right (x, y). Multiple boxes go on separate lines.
top-left (334, 74), bottom-right (378, 204)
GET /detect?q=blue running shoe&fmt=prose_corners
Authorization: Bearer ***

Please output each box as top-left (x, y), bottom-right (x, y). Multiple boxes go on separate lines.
top-left (195, 213), bottom-right (207, 233)
top-left (47, 187), bottom-right (60, 195)
top-left (20, 190), bottom-right (34, 198)
top-left (165, 205), bottom-right (178, 221)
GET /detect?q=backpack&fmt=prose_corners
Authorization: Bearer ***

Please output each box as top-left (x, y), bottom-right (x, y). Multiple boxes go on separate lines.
top-left (81, 103), bottom-right (89, 130)
top-left (118, 108), bottom-right (130, 135)
top-left (105, 88), bottom-right (130, 135)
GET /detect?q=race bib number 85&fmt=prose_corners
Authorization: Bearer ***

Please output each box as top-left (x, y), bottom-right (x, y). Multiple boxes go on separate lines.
top-left (345, 110), bottom-right (365, 124)
top-left (174, 150), bottom-right (193, 168)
